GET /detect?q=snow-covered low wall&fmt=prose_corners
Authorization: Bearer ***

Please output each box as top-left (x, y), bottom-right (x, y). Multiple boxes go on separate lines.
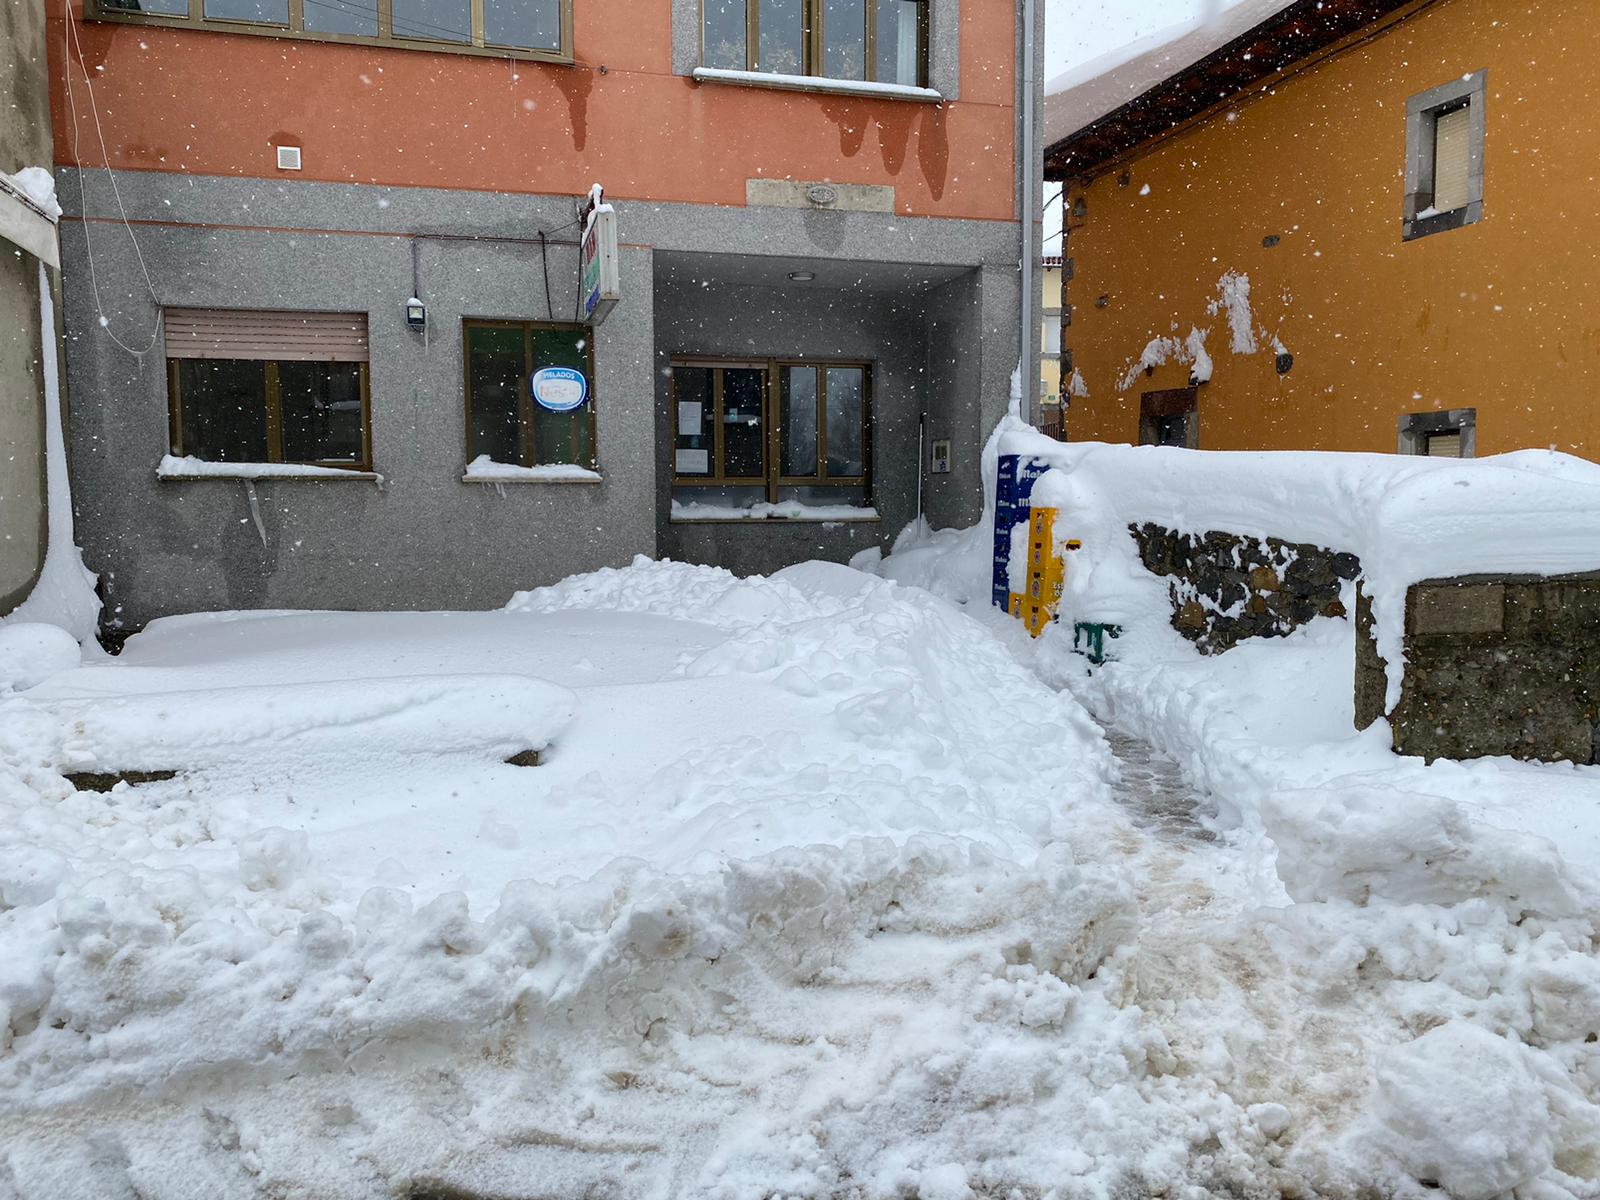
top-left (986, 426), bottom-right (1600, 708)
top-left (1357, 572), bottom-right (1600, 765)
top-left (877, 421), bottom-right (1600, 759)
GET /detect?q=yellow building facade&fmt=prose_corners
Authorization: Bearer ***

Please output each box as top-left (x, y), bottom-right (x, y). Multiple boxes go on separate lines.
top-left (1052, 0), bottom-right (1600, 460)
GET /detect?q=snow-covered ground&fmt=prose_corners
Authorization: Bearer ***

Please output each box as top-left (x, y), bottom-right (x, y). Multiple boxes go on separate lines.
top-left (3, 461), bottom-right (1599, 1196)
top-left (0, 559), bottom-right (1201, 1199)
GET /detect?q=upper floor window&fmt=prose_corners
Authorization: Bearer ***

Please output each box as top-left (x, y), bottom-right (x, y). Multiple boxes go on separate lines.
top-left (701, 0), bottom-right (926, 86)
top-left (89, 0), bottom-right (571, 62)
top-left (1403, 70), bottom-right (1486, 242)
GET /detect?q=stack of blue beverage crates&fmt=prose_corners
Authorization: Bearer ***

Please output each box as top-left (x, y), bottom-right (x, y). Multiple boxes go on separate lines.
top-left (991, 454), bottom-right (1049, 611)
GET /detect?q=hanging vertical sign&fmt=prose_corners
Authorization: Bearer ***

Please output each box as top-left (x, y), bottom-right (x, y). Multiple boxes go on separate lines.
top-left (580, 183), bottom-right (620, 325)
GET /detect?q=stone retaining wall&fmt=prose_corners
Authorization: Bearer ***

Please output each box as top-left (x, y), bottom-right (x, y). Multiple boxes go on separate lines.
top-left (1130, 523), bottom-right (1359, 654)
top-left (1356, 573), bottom-right (1600, 765)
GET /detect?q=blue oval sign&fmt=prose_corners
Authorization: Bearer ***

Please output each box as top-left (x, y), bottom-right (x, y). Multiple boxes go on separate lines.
top-left (531, 366), bottom-right (589, 412)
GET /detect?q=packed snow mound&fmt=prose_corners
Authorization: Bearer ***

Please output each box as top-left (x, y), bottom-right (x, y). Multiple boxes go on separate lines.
top-left (0, 624), bottom-right (80, 692)
top-left (7, 560), bottom-right (1243, 1199)
top-left (507, 553), bottom-right (841, 630)
top-left (38, 674), bottom-right (573, 772)
top-left (1261, 783), bottom-right (1592, 918)
top-left (1366, 1021), bottom-right (1594, 1200)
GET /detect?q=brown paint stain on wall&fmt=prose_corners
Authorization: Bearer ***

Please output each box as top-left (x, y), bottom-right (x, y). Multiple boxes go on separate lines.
top-left (917, 103), bottom-right (949, 200)
top-left (816, 98), bottom-right (867, 158)
top-left (551, 65), bottom-right (594, 152)
top-left (874, 105), bottom-right (915, 176)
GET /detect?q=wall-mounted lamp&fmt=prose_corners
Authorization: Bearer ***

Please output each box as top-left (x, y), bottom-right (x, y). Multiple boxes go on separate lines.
top-left (404, 296), bottom-right (426, 329)
top-left (787, 271), bottom-right (815, 283)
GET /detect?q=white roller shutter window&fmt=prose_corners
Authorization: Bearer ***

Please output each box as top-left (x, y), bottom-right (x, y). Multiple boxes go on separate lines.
top-left (165, 309), bottom-right (369, 362)
top-left (1431, 105), bottom-right (1472, 213)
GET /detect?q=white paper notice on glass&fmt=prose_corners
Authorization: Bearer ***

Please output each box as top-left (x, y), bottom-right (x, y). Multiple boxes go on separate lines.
top-left (677, 401), bottom-right (703, 436)
top-left (675, 448), bottom-right (709, 474)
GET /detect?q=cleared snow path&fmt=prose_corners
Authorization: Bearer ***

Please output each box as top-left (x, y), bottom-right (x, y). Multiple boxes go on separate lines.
top-left (1102, 731), bottom-right (1217, 844)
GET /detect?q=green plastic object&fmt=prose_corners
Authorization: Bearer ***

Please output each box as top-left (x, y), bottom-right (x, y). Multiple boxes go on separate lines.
top-left (1073, 622), bottom-right (1122, 666)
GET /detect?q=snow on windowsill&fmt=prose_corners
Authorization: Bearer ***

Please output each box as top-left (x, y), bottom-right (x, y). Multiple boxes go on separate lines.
top-left (461, 456), bottom-right (602, 484)
top-left (157, 455), bottom-right (382, 482)
top-left (692, 67), bottom-right (942, 103)
top-left (671, 499), bottom-right (880, 523)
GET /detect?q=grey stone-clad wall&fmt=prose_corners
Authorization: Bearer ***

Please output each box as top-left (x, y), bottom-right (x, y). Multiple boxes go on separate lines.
top-left (1357, 574), bottom-right (1600, 765)
top-left (59, 217), bottom-right (657, 626)
top-left (1130, 523), bottom-right (1359, 654)
top-left (57, 169), bottom-right (1022, 624)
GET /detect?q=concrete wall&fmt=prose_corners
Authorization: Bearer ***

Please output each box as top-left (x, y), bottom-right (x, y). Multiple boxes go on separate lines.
top-left (1357, 574), bottom-right (1600, 765)
top-left (1059, 0), bottom-right (1600, 461)
top-left (0, 0), bottom-right (51, 612)
top-left (61, 188), bottom-right (658, 625)
top-left (59, 169), bottom-right (1022, 624)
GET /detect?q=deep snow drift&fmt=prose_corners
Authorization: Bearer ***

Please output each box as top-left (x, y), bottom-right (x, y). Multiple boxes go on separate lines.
top-left (1, 558), bottom-right (1239, 1200)
top-left (4, 526), bottom-right (1599, 1194)
top-left (866, 429), bottom-right (1600, 1200)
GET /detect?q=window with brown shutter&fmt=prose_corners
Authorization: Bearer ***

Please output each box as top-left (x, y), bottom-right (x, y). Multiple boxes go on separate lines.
top-left (1403, 71), bottom-right (1486, 241)
top-left (1431, 105), bottom-right (1472, 214)
top-left (165, 309), bottom-right (372, 470)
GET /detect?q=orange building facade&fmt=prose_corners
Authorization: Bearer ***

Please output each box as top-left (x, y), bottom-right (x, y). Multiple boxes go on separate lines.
top-left (1047, 0), bottom-right (1600, 461)
top-left (48, 0), bottom-right (1036, 625)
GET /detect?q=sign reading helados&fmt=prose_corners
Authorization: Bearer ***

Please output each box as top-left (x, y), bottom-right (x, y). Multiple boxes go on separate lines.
top-left (530, 365), bottom-right (588, 412)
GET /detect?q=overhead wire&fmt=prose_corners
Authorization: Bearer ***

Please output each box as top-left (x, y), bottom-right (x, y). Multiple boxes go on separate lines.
top-left (62, 0), bottom-right (164, 360)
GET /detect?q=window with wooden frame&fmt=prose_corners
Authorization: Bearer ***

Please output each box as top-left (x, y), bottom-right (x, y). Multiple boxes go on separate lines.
top-left (166, 309), bottom-right (372, 469)
top-left (464, 320), bottom-right (596, 470)
top-left (88, 0), bottom-right (572, 63)
top-left (700, 0), bottom-right (927, 86)
top-left (671, 358), bottom-right (871, 511)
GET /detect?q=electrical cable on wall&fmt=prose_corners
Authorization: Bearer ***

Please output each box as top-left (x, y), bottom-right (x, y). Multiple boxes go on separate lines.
top-left (62, 0), bottom-right (163, 362)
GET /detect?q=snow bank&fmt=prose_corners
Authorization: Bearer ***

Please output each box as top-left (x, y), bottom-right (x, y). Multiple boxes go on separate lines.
top-left (890, 423), bottom-right (1600, 707)
top-left (670, 498), bottom-right (879, 521)
top-left (462, 454), bottom-right (601, 482)
top-left (39, 674), bottom-right (573, 771)
top-left (0, 624), bottom-right (80, 692)
top-left (868, 423), bottom-right (1600, 1198)
top-left (2, 264), bottom-right (100, 644)
top-left (11, 560), bottom-right (1283, 1198)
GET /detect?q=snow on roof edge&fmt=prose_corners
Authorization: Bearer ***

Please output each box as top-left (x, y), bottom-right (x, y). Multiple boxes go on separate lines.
top-left (1044, 0), bottom-right (1298, 152)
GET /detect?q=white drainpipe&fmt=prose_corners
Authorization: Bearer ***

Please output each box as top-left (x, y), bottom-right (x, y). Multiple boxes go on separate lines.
top-left (1018, 0), bottom-right (1038, 423)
